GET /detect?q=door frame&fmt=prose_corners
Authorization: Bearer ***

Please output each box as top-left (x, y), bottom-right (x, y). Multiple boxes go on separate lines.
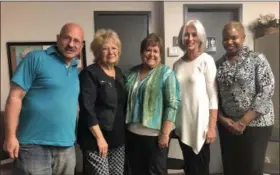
top-left (94, 11), bottom-right (151, 35)
top-left (183, 4), bottom-right (242, 23)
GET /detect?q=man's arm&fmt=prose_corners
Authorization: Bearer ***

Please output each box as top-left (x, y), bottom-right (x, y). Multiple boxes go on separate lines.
top-left (4, 83), bottom-right (26, 159)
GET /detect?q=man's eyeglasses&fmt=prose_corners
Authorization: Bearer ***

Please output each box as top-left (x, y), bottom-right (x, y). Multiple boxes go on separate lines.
top-left (59, 35), bottom-right (83, 47)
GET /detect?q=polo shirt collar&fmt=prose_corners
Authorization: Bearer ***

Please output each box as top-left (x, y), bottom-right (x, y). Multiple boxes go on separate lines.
top-left (46, 45), bottom-right (78, 66)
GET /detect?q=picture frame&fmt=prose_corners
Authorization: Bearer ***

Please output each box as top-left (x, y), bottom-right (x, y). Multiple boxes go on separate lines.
top-left (205, 37), bottom-right (217, 53)
top-left (6, 41), bottom-right (87, 79)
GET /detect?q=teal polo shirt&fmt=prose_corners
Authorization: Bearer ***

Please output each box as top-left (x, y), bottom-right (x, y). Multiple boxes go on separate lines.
top-left (12, 46), bottom-right (80, 146)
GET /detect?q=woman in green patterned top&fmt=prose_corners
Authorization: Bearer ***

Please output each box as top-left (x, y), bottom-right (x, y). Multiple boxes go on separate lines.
top-left (125, 33), bottom-right (181, 175)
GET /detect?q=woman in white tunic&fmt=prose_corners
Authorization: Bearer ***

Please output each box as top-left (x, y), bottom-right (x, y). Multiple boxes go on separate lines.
top-left (173, 20), bottom-right (218, 175)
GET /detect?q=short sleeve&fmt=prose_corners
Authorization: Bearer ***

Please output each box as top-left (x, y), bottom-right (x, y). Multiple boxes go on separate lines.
top-left (12, 51), bottom-right (42, 92)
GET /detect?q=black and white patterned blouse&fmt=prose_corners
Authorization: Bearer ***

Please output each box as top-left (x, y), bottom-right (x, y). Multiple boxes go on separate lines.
top-left (216, 46), bottom-right (275, 127)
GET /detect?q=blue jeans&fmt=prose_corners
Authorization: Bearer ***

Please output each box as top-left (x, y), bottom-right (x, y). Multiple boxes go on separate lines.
top-left (13, 144), bottom-right (76, 175)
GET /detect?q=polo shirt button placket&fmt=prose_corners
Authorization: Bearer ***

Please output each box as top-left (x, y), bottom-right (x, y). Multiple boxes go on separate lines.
top-left (65, 65), bottom-right (71, 76)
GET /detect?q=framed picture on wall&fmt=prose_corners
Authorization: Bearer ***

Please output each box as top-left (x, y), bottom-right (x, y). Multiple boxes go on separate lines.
top-left (206, 37), bottom-right (217, 53)
top-left (6, 41), bottom-right (86, 79)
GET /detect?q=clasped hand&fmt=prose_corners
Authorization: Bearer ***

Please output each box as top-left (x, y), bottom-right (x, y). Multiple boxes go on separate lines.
top-left (222, 117), bottom-right (246, 135)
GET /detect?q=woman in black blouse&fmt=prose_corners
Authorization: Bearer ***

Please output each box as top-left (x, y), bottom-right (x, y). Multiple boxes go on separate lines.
top-left (216, 21), bottom-right (275, 175)
top-left (77, 29), bottom-right (127, 175)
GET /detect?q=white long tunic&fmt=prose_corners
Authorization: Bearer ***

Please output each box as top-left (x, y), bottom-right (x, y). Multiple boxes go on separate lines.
top-left (173, 53), bottom-right (218, 154)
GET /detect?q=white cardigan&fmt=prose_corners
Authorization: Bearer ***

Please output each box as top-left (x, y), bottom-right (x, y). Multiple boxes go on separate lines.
top-left (173, 53), bottom-right (218, 154)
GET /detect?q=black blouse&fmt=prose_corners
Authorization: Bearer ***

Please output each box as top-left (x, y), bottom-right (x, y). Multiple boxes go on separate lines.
top-left (77, 64), bottom-right (127, 151)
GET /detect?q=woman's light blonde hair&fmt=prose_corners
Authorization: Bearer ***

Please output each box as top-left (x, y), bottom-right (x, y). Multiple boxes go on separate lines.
top-left (178, 20), bottom-right (207, 53)
top-left (90, 28), bottom-right (122, 64)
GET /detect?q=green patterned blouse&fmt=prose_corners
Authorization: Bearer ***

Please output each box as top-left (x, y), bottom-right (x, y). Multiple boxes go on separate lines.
top-left (125, 64), bottom-right (181, 130)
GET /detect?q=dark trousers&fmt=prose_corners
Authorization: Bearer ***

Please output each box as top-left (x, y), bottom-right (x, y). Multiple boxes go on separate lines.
top-left (126, 130), bottom-right (169, 175)
top-left (218, 123), bottom-right (273, 175)
top-left (178, 140), bottom-right (210, 175)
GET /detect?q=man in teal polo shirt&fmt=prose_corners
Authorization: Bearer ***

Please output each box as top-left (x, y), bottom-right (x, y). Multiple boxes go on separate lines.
top-left (3, 23), bottom-right (84, 175)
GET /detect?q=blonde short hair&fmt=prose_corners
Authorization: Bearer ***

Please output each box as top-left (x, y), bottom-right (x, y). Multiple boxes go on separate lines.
top-left (178, 20), bottom-right (207, 53)
top-left (90, 28), bottom-right (122, 63)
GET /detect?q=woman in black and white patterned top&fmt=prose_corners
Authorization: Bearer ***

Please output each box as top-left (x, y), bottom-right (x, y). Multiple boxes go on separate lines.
top-left (216, 21), bottom-right (275, 175)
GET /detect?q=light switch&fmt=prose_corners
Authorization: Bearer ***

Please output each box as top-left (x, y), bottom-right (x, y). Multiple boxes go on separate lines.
top-left (168, 47), bottom-right (179, 57)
